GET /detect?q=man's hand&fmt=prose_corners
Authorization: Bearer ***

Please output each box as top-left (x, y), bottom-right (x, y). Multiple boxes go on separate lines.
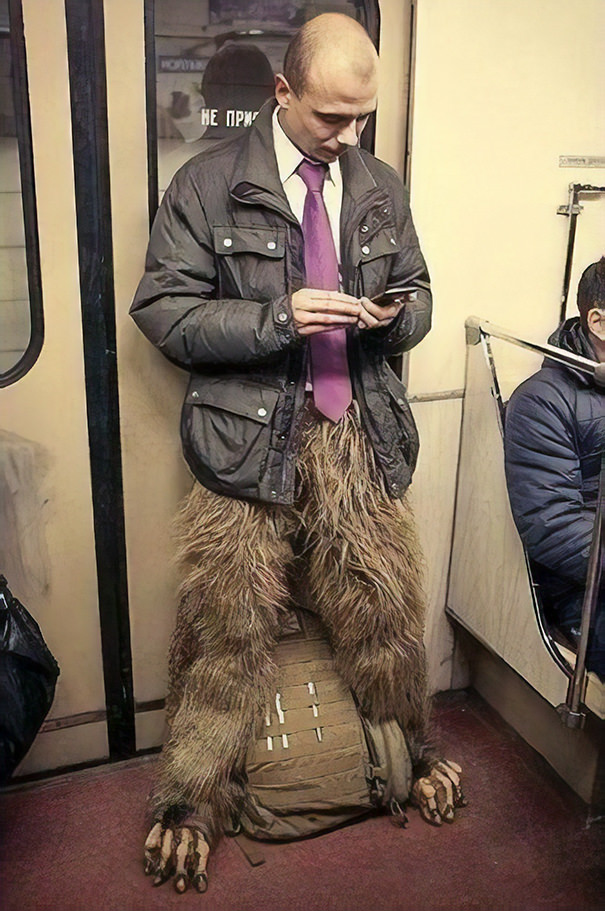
top-left (292, 288), bottom-right (361, 336)
top-left (357, 295), bottom-right (404, 330)
top-left (144, 822), bottom-right (210, 894)
top-left (410, 759), bottom-right (467, 826)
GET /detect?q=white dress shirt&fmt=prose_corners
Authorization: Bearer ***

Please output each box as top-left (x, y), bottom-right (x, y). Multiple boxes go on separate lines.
top-left (272, 105), bottom-right (343, 264)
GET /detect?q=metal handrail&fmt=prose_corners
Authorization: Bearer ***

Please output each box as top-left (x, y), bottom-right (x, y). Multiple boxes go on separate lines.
top-left (465, 316), bottom-right (605, 387)
top-left (465, 316), bottom-right (604, 728)
top-left (559, 452), bottom-right (604, 728)
top-left (556, 183), bottom-right (605, 323)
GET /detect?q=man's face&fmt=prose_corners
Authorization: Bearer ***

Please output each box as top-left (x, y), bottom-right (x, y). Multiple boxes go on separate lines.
top-left (276, 61), bottom-right (377, 164)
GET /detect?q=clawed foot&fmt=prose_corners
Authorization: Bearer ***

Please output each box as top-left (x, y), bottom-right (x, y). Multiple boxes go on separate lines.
top-left (410, 759), bottom-right (467, 826)
top-left (144, 822), bottom-right (210, 893)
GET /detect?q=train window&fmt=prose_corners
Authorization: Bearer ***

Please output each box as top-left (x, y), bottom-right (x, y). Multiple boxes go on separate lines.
top-left (145, 0), bottom-right (379, 219)
top-left (0, 0), bottom-right (43, 387)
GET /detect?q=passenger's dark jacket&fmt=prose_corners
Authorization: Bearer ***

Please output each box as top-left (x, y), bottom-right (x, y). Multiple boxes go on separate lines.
top-left (130, 101), bottom-right (431, 504)
top-left (504, 319), bottom-right (604, 671)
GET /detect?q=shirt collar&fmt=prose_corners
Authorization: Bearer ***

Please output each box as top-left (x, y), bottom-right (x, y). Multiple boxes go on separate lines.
top-left (272, 105), bottom-right (340, 187)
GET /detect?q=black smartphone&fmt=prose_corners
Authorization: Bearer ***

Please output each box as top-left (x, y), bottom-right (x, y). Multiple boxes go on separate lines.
top-left (370, 286), bottom-right (417, 306)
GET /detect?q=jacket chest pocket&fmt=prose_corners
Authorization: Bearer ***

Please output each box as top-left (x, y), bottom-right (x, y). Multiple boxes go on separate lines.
top-left (214, 225), bottom-right (287, 302)
top-left (354, 226), bottom-right (401, 299)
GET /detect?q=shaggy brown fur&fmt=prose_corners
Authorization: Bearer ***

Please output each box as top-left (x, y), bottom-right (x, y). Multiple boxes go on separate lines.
top-left (297, 410), bottom-right (430, 760)
top-left (150, 405), bottom-right (430, 844)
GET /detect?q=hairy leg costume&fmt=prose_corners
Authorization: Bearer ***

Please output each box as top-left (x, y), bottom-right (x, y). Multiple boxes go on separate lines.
top-left (144, 407), bottom-right (464, 891)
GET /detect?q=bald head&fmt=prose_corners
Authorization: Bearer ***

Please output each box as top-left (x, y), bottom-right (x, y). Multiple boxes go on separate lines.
top-left (275, 14), bottom-right (378, 163)
top-left (283, 13), bottom-right (378, 99)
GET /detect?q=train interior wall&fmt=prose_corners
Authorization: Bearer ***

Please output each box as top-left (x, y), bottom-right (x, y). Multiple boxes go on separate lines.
top-left (0, 0), bottom-right (602, 785)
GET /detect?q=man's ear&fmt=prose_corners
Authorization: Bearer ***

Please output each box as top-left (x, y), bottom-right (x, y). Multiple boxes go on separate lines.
top-left (274, 73), bottom-right (292, 109)
top-left (587, 307), bottom-right (605, 341)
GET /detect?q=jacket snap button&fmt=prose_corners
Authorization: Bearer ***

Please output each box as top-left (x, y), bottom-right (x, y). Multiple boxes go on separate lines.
top-left (277, 312), bottom-right (288, 322)
top-left (361, 245), bottom-right (370, 255)
top-left (191, 390), bottom-right (199, 398)
top-left (383, 207), bottom-right (390, 214)
top-left (257, 407), bottom-right (267, 417)
top-left (360, 224), bottom-right (369, 233)
top-left (267, 241), bottom-right (277, 250)
top-left (223, 237), bottom-right (232, 247)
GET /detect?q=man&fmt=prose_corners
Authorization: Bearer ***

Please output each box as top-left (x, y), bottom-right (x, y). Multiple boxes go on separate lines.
top-left (131, 14), bottom-right (464, 894)
top-left (505, 257), bottom-right (605, 679)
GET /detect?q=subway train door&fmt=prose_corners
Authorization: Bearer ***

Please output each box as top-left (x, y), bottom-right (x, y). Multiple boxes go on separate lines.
top-left (1, 0), bottom-right (413, 776)
top-left (1, 0), bottom-right (127, 773)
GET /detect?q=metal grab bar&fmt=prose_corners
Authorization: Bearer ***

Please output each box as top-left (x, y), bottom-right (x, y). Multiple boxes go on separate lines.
top-left (465, 315), bottom-right (604, 728)
top-left (558, 453), bottom-right (604, 728)
top-left (556, 183), bottom-right (605, 323)
top-left (465, 316), bottom-right (605, 387)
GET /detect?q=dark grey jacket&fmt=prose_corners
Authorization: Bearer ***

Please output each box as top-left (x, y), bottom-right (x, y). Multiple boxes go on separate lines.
top-left (131, 102), bottom-right (432, 504)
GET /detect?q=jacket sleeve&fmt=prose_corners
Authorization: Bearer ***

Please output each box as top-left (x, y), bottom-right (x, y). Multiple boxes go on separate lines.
top-left (504, 379), bottom-right (595, 585)
top-left (130, 168), bottom-right (301, 370)
top-left (359, 165), bottom-right (432, 358)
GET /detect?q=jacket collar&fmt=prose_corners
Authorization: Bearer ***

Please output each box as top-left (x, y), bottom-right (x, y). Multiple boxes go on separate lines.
top-left (230, 99), bottom-right (380, 222)
top-left (545, 317), bottom-right (600, 387)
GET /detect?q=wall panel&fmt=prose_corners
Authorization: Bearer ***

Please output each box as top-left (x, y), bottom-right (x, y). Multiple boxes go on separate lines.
top-left (410, 0), bottom-right (605, 395)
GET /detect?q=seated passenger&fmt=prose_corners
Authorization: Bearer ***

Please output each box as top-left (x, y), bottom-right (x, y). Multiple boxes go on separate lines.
top-left (504, 257), bottom-right (605, 680)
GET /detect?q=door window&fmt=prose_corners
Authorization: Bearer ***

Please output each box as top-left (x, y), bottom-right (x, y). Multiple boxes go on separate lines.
top-left (147, 0), bottom-right (379, 213)
top-left (0, 0), bottom-right (43, 386)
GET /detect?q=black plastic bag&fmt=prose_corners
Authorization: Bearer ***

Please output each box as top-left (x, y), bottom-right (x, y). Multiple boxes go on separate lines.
top-left (0, 574), bottom-right (60, 784)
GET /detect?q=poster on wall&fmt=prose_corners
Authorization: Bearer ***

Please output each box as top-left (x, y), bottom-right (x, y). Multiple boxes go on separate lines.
top-left (208, 1), bottom-right (305, 26)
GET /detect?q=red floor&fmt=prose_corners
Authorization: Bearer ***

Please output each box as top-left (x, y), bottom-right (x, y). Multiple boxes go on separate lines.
top-left (0, 690), bottom-right (602, 911)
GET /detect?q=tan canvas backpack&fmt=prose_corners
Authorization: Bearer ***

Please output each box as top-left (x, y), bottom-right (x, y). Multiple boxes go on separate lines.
top-left (239, 609), bottom-right (412, 841)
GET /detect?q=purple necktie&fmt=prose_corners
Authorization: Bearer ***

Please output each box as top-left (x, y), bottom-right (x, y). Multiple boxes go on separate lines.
top-left (297, 159), bottom-right (352, 422)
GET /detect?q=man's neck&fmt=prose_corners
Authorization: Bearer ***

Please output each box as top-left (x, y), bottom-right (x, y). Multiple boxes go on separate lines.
top-left (276, 107), bottom-right (323, 164)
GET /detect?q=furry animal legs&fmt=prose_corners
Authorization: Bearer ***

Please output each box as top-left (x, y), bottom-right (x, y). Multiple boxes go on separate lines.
top-left (298, 411), bottom-right (430, 761)
top-left (297, 411), bottom-right (466, 821)
top-left (145, 484), bottom-right (295, 890)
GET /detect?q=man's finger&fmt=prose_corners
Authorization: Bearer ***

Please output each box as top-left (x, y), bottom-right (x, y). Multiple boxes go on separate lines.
top-left (304, 289), bottom-right (360, 304)
top-left (296, 310), bottom-right (359, 326)
top-left (357, 297), bottom-right (403, 328)
top-left (295, 302), bottom-right (361, 319)
top-left (292, 289), bottom-right (361, 317)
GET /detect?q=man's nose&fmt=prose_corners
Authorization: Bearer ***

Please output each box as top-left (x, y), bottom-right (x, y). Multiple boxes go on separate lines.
top-left (337, 120), bottom-right (359, 147)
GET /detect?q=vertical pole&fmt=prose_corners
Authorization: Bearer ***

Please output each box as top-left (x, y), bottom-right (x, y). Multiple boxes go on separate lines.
top-left (64, 0), bottom-right (136, 758)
